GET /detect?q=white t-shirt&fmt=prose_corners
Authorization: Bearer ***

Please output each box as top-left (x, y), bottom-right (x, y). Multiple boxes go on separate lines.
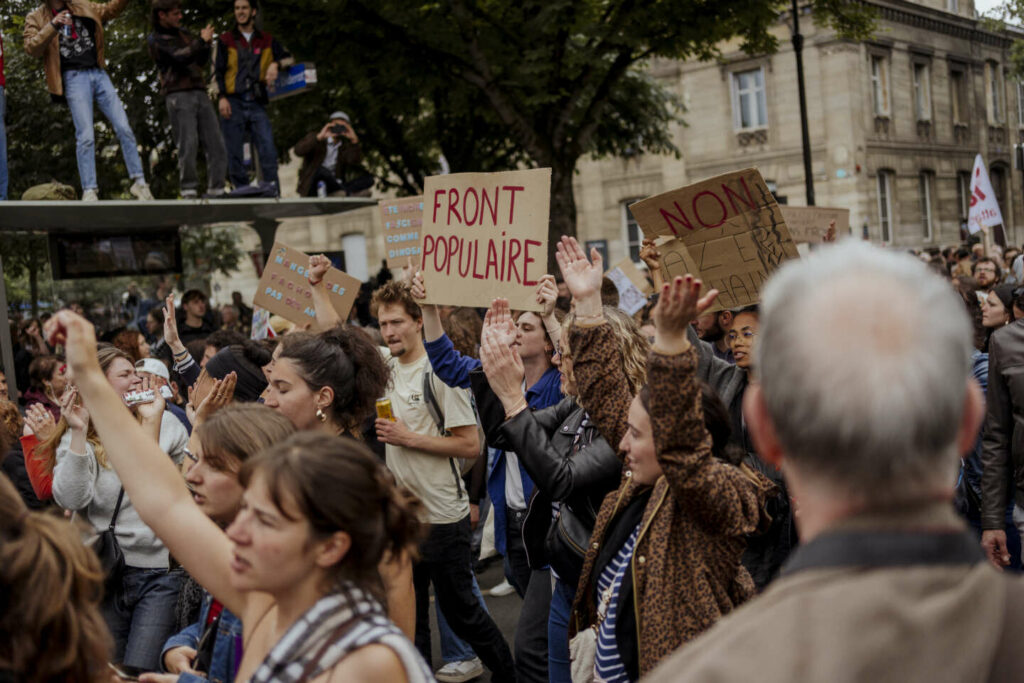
top-left (241, 30), bottom-right (254, 44)
top-left (384, 353), bottom-right (477, 524)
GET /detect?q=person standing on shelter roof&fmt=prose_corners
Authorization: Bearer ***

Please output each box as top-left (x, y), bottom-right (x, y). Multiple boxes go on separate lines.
top-left (23, 0), bottom-right (155, 201)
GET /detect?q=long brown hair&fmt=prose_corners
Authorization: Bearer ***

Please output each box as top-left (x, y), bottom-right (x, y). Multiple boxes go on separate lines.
top-left (37, 345), bottom-right (134, 473)
top-left (0, 476), bottom-right (112, 681)
top-left (111, 329), bottom-right (146, 363)
top-left (238, 432), bottom-right (423, 598)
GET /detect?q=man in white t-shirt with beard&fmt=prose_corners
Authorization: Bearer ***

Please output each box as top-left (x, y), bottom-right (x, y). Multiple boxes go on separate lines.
top-left (371, 281), bottom-right (515, 683)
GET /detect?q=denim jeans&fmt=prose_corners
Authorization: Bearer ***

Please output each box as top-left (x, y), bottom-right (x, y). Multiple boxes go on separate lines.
top-left (63, 68), bottom-right (145, 191)
top-left (166, 90), bottom-right (227, 193)
top-left (505, 507), bottom-right (551, 683)
top-left (548, 576), bottom-right (575, 683)
top-left (220, 96), bottom-right (278, 188)
top-left (436, 571), bottom-right (487, 663)
top-left (0, 86), bottom-right (7, 200)
top-left (102, 566), bottom-right (184, 671)
top-left (414, 516), bottom-right (515, 682)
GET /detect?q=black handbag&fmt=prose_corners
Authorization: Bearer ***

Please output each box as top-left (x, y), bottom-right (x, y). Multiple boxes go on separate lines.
top-left (91, 487), bottom-right (126, 593)
top-left (545, 503), bottom-right (593, 588)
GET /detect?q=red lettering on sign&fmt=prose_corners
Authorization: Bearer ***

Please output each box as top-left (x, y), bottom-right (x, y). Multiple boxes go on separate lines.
top-left (484, 239), bottom-right (499, 279)
top-left (693, 190), bottom-right (728, 228)
top-left (432, 191), bottom-right (445, 223)
top-left (463, 187), bottom-right (479, 226)
top-left (507, 239), bottom-right (522, 284)
top-left (447, 236), bottom-right (461, 275)
top-left (503, 185), bottom-right (524, 223)
top-left (523, 240), bottom-right (540, 286)
top-left (722, 177), bottom-right (756, 215)
top-left (481, 186), bottom-right (499, 225)
top-left (660, 201), bottom-right (697, 236)
top-left (447, 189), bottom-right (463, 225)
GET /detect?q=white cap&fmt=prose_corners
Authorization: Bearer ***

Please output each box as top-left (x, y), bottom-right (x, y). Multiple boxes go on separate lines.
top-left (136, 358), bottom-right (170, 381)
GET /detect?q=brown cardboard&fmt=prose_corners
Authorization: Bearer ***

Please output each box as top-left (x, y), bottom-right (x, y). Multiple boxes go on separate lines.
top-left (630, 169), bottom-right (799, 310)
top-left (420, 168), bottom-right (551, 311)
top-left (778, 206), bottom-right (850, 243)
top-left (379, 196), bottom-right (424, 267)
top-left (253, 243), bottom-right (360, 328)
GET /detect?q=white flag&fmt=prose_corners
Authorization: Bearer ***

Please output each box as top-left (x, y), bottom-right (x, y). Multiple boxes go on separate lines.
top-left (968, 154), bottom-right (1004, 235)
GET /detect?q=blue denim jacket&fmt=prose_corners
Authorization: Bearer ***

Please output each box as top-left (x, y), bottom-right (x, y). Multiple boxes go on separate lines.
top-left (161, 591), bottom-right (243, 683)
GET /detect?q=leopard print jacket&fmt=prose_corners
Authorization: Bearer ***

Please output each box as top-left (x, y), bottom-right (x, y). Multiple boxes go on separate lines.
top-left (568, 322), bottom-right (772, 677)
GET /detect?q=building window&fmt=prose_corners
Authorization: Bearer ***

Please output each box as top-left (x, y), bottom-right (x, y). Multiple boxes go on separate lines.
top-left (986, 61), bottom-right (1004, 124)
top-left (622, 200), bottom-right (643, 265)
top-left (913, 63), bottom-right (931, 121)
top-left (950, 69), bottom-right (968, 125)
top-left (957, 170), bottom-right (971, 222)
top-left (1017, 81), bottom-right (1024, 126)
top-left (919, 172), bottom-right (935, 241)
top-left (877, 171), bottom-right (894, 242)
top-left (871, 55), bottom-right (891, 116)
top-left (731, 67), bottom-right (768, 130)
top-left (991, 165), bottom-right (1007, 210)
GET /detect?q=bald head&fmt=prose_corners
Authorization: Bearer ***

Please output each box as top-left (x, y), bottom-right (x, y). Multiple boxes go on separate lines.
top-left (753, 241), bottom-right (977, 505)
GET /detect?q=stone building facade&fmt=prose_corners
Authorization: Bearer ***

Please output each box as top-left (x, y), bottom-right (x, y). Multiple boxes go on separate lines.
top-left (214, 0), bottom-right (1023, 303)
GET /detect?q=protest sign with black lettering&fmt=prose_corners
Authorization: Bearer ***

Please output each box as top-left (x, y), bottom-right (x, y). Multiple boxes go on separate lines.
top-left (630, 169), bottom-right (799, 310)
top-left (779, 206), bottom-right (850, 243)
top-left (253, 243), bottom-right (360, 327)
top-left (379, 196), bottom-right (424, 267)
top-left (421, 168), bottom-right (550, 311)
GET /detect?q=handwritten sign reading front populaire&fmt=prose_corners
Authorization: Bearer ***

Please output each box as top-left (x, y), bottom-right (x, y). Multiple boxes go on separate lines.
top-left (629, 168), bottom-right (799, 310)
top-left (779, 206), bottom-right (850, 243)
top-left (421, 168), bottom-right (550, 311)
top-left (252, 243), bottom-right (360, 328)
top-left (379, 196), bottom-right (424, 267)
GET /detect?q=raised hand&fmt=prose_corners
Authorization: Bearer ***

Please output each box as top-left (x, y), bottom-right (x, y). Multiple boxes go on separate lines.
top-left (163, 295), bottom-right (183, 351)
top-left (45, 311), bottom-right (100, 384)
top-left (135, 375), bottom-right (166, 424)
top-left (59, 386), bottom-right (90, 433)
top-left (410, 269), bottom-right (427, 301)
top-left (651, 275), bottom-right (719, 354)
top-left (482, 298), bottom-right (516, 348)
top-left (480, 334), bottom-right (526, 412)
top-left (308, 254), bottom-right (330, 286)
top-left (194, 372), bottom-right (236, 426)
top-left (25, 402), bottom-right (57, 440)
top-left (639, 238), bottom-right (661, 272)
top-left (554, 236), bottom-right (603, 303)
top-left (536, 274), bottom-right (558, 318)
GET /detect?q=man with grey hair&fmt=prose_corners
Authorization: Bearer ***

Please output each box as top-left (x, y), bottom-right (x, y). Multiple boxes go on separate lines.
top-left (294, 110), bottom-right (374, 197)
top-left (645, 241), bottom-right (1024, 681)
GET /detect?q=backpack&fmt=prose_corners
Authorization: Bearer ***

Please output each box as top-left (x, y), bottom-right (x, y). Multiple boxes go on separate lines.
top-left (21, 181), bottom-right (76, 201)
top-left (421, 370), bottom-right (486, 499)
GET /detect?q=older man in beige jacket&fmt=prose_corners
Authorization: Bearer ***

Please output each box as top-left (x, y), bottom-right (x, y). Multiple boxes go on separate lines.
top-left (645, 241), bottom-right (1024, 682)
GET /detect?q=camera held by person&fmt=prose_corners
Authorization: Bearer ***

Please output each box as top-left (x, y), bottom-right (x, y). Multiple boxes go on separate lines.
top-left (294, 111), bottom-right (374, 198)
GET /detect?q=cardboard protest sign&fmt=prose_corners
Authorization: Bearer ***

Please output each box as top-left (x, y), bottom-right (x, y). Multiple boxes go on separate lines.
top-left (253, 243), bottom-right (360, 327)
top-left (379, 196), bottom-right (424, 267)
top-left (606, 266), bottom-right (648, 316)
top-left (630, 169), bottom-right (799, 310)
top-left (779, 206), bottom-right (850, 243)
top-left (421, 168), bottom-right (550, 311)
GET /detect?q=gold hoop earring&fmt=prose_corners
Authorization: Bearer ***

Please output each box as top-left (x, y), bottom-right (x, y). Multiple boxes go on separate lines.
top-left (316, 407), bottom-right (327, 423)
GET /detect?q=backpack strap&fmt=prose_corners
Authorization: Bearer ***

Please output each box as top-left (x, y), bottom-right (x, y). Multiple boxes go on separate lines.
top-left (422, 371), bottom-right (465, 499)
top-left (108, 487), bottom-right (125, 531)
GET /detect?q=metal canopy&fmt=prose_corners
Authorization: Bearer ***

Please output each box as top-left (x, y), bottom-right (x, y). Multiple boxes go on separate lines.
top-left (0, 196), bottom-right (378, 400)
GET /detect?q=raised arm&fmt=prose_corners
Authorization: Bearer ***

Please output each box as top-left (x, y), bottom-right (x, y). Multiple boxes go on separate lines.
top-left (49, 312), bottom-right (249, 617)
top-left (648, 276), bottom-right (765, 534)
top-left (307, 254), bottom-right (341, 331)
top-left (557, 236), bottom-right (634, 452)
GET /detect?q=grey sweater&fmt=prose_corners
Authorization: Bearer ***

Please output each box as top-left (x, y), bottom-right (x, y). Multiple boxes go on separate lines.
top-left (52, 411), bottom-right (189, 569)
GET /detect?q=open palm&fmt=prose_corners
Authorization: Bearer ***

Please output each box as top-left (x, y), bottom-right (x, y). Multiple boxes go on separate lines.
top-left (555, 236), bottom-right (603, 300)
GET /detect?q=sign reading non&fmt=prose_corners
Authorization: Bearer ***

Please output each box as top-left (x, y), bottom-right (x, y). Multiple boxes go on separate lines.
top-left (779, 206), bottom-right (850, 243)
top-left (421, 168), bottom-right (550, 311)
top-left (379, 196), bottom-right (424, 267)
top-left (253, 242), bottom-right (359, 328)
top-left (630, 168), bottom-right (799, 310)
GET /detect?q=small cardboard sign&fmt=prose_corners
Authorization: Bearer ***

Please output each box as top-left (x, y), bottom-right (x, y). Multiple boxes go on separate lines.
top-left (779, 206), bottom-right (850, 243)
top-left (606, 267), bottom-right (648, 316)
top-left (420, 168), bottom-right (550, 311)
top-left (630, 169), bottom-right (799, 311)
top-left (379, 196), bottom-right (424, 268)
top-left (253, 243), bottom-right (359, 327)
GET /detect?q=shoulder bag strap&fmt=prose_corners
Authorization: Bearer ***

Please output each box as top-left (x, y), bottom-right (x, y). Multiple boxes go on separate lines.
top-left (108, 487), bottom-right (125, 531)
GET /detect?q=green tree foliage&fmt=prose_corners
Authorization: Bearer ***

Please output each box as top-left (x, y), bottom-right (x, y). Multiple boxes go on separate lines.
top-left (3, 0), bottom-right (874, 266)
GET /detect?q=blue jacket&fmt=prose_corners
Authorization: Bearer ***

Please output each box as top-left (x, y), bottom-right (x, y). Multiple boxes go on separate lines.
top-left (424, 334), bottom-right (563, 554)
top-left (161, 592), bottom-right (243, 683)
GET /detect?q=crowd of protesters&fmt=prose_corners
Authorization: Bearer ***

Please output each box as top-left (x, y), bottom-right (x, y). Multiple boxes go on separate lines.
top-left (0, 0), bottom-right (374, 201)
top-left (4, 229), bottom-right (1024, 682)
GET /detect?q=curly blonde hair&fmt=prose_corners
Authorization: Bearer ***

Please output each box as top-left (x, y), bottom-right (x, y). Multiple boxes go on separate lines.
top-left (562, 306), bottom-right (649, 400)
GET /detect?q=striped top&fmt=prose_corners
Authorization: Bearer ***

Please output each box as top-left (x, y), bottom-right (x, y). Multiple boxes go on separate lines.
top-left (594, 524), bottom-right (641, 682)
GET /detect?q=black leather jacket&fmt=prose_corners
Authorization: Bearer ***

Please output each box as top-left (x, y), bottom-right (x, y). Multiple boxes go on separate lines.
top-left (981, 320), bottom-right (1024, 529)
top-left (470, 370), bottom-right (622, 585)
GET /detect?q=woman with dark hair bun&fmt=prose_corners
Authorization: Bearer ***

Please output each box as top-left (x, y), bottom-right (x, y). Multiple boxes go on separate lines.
top-left (264, 324), bottom-right (389, 436)
top-left (50, 309), bottom-right (433, 682)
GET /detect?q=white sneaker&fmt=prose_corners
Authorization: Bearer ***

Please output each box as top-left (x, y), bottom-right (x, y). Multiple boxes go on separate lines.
top-left (130, 182), bottom-right (154, 201)
top-left (81, 189), bottom-right (99, 201)
top-left (488, 578), bottom-right (515, 597)
top-left (435, 658), bottom-right (484, 683)
top-left (181, 189), bottom-right (199, 199)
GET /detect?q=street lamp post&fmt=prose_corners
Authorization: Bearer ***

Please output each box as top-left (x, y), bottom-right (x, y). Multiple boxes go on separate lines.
top-left (792, 0), bottom-right (815, 206)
